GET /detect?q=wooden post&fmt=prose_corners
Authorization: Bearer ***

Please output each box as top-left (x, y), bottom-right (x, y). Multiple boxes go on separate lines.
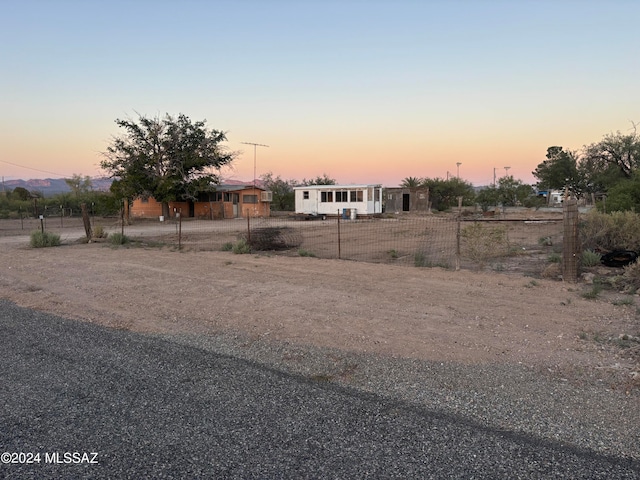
top-left (178, 208), bottom-right (182, 250)
top-left (81, 203), bottom-right (92, 240)
top-left (562, 198), bottom-right (579, 282)
top-left (456, 196), bottom-right (463, 271)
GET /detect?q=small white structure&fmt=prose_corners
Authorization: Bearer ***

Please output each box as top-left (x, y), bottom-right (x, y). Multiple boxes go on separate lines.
top-left (294, 184), bottom-right (383, 217)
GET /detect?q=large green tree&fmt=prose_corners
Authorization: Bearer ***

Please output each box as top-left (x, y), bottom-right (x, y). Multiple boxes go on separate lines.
top-left (260, 172), bottom-right (297, 211)
top-left (583, 129), bottom-right (640, 179)
top-left (421, 177), bottom-right (475, 211)
top-left (578, 129), bottom-right (640, 198)
top-left (64, 174), bottom-right (93, 198)
top-left (475, 177), bottom-right (535, 211)
top-left (101, 113), bottom-right (236, 216)
top-left (301, 174), bottom-right (336, 185)
top-left (495, 176), bottom-right (534, 207)
top-left (532, 146), bottom-right (580, 196)
top-left (602, 175), bottom-right (640, 212)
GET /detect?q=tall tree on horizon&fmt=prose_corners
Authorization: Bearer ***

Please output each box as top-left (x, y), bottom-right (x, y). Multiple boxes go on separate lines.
top-left (101, 113), bottom-right (236, 217)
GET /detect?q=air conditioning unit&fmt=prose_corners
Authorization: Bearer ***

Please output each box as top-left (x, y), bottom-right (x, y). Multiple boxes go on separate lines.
top-left (260, 191), bottom-right (273, 202)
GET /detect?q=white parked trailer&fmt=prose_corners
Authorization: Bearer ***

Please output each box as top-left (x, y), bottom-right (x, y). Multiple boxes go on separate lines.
top-left (293, 184), bottom-right (383, 217)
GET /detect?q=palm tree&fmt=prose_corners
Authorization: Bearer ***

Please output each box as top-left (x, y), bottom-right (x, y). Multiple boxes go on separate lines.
top-left (401, 176), bottom-right (423, 188)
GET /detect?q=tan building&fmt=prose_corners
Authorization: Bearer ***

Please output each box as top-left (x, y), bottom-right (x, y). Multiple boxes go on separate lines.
top-left (130, 184), bottom-right (272, 219)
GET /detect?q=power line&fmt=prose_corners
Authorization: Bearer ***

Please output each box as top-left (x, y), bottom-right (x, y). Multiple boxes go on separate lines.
top-left (0, 159), bottom-right (66, 177)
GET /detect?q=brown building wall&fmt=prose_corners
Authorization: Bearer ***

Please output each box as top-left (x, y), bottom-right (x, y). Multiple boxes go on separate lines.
top-left (385, 188), bottom-right (430, 213)
top-left (130, 197), bottom-right (164, 218)
top-left (130, 189), bottom-right (271, 219)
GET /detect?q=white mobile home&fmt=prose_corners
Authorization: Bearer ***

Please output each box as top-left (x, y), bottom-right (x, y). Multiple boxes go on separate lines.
top-left (294, 184), bottom-right (383, 217)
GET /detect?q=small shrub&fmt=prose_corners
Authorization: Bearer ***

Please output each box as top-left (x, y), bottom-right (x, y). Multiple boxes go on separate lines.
top-left (611, 296), bottom-right (635, 306)
top-left (388, 249), bottom-right (399, 259)
top-left (30, 231), bottom-right (61, 248)
top-left (581, 284), bottom-right (603, 300)
top-left (298, 248), bottom-right (316, 257)
top-left (232, 239), bottom-right (251, 254)
top-left (221, 242), bottom-right (233, 251)
top-left (93, 225), bottom-right (107, 239)
top-left (547, 252), bottom-right (561, 263)
top-left (109, 233), bottom-right (129, 246)
top-left (414, 252), bottom-right (428, 267)
top-left (538, 236), bottom-right (553, 246)
top-left (581, 249), bottom-right (601, 268)
top-left (541, 263), bottom-right (561, 279)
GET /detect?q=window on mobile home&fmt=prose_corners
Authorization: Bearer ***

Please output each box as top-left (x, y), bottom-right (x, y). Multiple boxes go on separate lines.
top-left (335, 191), bottom-right (348, 202)
top-left (320, 191), bottom-right (333, 202)
top-left (350, 190), bottom-right (363, 202)
top-left (303, 191), bottom-right (309, 199)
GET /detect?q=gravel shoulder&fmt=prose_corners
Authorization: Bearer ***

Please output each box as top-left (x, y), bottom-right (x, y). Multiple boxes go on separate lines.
top-left (1, 238), bottom-right (639, 460)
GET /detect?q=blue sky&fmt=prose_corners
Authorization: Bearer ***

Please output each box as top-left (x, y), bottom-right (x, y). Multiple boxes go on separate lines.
top-left (1, 0), bottom-right (638, 186)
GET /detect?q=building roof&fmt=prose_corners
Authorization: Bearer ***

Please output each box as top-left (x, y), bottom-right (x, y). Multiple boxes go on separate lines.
top-left (214, 184), bottom-right (266, 192)
top-left (293, 184), bottom-right (381, 190)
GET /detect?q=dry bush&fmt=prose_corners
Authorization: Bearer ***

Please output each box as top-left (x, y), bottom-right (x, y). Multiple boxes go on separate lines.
top-left (460, 222), bottom-right (509, 266)
top-left (242, 226), bottom-right (303, 251)
top-left (618, 260), bottom-right (640, 293)
top-left (580, 210), bottom-right (640, 252)
top-left (541, 263), bottom-right (561, 279)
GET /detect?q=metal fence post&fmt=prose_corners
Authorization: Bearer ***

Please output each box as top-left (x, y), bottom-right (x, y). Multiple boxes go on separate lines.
top-left (337, 210), bottom-right (341, 260)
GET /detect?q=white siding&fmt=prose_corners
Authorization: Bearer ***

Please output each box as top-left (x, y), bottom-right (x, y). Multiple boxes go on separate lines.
top-left (294, 185), bottom-right (383, 215)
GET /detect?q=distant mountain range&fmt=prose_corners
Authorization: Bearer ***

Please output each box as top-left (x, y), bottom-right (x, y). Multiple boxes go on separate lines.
top-left (1, 177), bottom-right (263, 197)
top-left (1, 177), bottom-right (113, 196)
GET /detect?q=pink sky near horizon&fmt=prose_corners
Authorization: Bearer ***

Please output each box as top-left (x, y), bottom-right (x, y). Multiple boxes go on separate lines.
top-left (0, 121), bottom-right (628, 188)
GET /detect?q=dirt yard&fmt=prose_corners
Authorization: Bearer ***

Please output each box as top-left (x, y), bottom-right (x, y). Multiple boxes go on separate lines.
top-left (1, 217), bottom-right (639, 393)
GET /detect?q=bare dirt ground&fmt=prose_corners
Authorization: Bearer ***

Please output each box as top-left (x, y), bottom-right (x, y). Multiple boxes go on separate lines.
top-left (1, 218), bottom-right (639, 394)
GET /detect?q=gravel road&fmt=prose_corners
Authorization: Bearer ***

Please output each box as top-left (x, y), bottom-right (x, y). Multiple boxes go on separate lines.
top-left (1, 300), bottom-right (639, 479)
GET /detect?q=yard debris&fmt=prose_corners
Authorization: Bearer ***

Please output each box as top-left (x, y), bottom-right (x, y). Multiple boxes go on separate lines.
top-left (601, 250), bottom-right (638, 268)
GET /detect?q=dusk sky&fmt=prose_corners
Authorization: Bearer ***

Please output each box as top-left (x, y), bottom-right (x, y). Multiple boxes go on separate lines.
top-left (1, 0), bottom-right (638, 187)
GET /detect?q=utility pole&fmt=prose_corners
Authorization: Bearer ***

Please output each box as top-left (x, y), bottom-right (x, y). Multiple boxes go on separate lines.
top-left (241, 142), bottom-right (269, 216)
top-left (456, 162), bottom-right (461, 178)
top-left (504, 166), bottom-right (510, 177)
